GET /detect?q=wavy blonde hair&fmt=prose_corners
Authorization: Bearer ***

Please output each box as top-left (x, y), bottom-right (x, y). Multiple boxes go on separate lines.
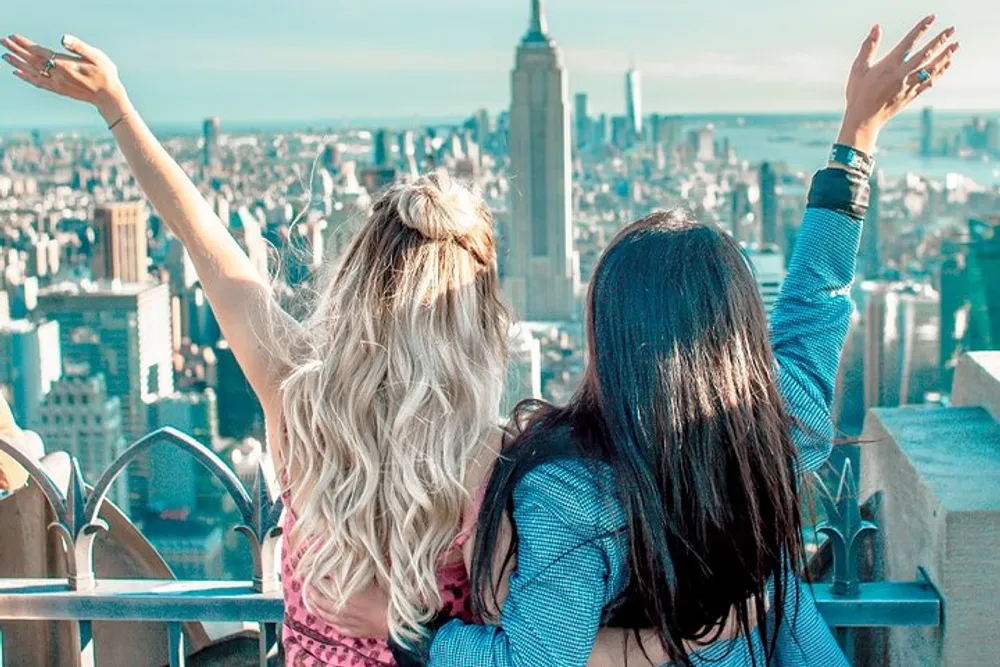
top-left (279, 170), bottom-right (509, 643)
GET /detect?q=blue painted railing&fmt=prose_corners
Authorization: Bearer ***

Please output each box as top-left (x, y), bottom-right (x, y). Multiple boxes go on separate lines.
top-left (0, 429), bottom-right (943, 666)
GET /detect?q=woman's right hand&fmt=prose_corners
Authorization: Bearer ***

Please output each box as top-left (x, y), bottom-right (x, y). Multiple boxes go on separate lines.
top-left (2, 34), bottom-right (131, 121)
top-left (839, 15), bottom-right (959, 154)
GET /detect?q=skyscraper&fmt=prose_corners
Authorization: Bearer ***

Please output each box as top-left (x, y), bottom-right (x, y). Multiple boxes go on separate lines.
top-left (505, 0), bottom-right (580, 321)
top-left (759, 162), bottom-right (779, 246)
top-left (202, 116), bottom-right (221, 168)
top-left (859, 170), bottom-right (883, 278)
top-left (92, 202), bottom-right (149, 284)
top-left (373, 129), bottom-right (395, 168)
top-left (148, 390), bottom-right (219, 514)
top-left (0, 319), bottom-right (61, 427)
top-left (37, 281), bottom-right (174, 441)
top-left (625, 66), bottom-right (642, 139)
top-left (34, 375), bottom-right (130, 512)
top-left (574, 92), bottom-right (590, 151)
top-left (212, 340), bottom-right (264, 440)
top-left (920, 107), bottom-right (934, 158)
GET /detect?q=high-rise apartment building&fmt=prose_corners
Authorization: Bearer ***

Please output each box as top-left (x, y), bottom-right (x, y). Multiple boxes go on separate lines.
top-left (0, 319), bottom-right (61, 428)
top-left (505, 0), bottom-right (580, 321)
top-left (91, 202), bottom-right (149, 284)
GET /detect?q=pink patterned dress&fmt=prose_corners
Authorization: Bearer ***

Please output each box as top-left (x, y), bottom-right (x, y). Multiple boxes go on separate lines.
top-left (281, 501), bottom-right (479, 666)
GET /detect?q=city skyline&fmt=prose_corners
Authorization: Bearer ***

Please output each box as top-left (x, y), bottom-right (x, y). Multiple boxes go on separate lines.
top-left (2, 0), bottom-right (999, 128)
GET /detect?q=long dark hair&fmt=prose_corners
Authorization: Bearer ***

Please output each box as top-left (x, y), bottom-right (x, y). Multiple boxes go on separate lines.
top-left (472, 209), bottom-right (806, 666)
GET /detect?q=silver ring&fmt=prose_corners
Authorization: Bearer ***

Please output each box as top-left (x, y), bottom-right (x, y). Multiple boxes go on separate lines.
top-left (41, 54), bottom-right (57, 77)
top-left (917, 68), bottom-right (931, 83)
top-left (902, 50), bottom-right (912, 63)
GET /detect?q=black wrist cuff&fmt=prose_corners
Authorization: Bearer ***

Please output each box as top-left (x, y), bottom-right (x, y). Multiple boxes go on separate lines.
top-left (807, 168), bottom-right (870, 220)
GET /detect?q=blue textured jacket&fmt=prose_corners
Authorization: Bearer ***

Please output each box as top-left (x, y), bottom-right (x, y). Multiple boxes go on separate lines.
top-left (428, 168), bottom-right (866, 667)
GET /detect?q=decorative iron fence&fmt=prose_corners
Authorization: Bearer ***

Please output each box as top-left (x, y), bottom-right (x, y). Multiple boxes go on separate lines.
top-left (0, 429), bottom-right (942, 666)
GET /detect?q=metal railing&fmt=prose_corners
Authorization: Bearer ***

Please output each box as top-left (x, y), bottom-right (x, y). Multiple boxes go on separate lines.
top-left (0, 429), bottom-right (943, 666)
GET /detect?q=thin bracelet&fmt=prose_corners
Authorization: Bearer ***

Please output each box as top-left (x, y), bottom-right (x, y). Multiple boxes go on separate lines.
top-left (108, 113), bottom-right (130, 131)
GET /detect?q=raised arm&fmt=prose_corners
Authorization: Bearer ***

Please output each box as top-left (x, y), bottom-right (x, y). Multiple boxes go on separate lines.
top-left (2, 34), bottom-right (299, 455)
top-left (770, 16), bottom-right (959, 473)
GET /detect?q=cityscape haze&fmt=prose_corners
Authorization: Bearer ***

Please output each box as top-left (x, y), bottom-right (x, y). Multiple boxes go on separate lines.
top-left (0, 1), bottom-right (999, 664)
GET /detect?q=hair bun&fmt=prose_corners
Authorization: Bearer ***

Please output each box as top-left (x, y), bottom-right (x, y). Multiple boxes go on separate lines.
top-left (396, 171), bottom-right (480, 241)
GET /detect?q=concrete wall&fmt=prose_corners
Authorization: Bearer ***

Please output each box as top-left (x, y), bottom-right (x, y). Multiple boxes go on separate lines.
top-left (859, 352), bottom-right (1000, 666)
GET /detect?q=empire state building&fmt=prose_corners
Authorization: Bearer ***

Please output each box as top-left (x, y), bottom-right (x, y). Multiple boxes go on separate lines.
top-left (504, 0), bottom-right (580, 321)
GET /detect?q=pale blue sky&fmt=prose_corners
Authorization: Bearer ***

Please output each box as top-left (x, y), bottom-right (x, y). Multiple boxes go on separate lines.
top-left (2, 0), bottom-right (997, 128)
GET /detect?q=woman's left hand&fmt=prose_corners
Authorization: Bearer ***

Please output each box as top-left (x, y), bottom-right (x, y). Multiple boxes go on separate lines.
top-left (310, 584), bottom-right (391, 638)
top-left (1, 33), bottom-right (129, 118)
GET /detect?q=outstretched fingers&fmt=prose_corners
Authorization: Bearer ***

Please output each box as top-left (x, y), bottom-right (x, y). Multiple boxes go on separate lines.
top-left (1, 36), bottom-right (44, 69)
top-left (888, 14), bottom-right (936, 63)
top-left (907, 27), bottom-right (957, 72)
top-left (853, 24), bottom-right (882, 71)
top-left (61, 34), bottom-right (104, 64)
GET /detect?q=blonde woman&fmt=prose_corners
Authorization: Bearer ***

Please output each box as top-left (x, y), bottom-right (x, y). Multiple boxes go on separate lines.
top-left (2, 34), bottom-right (510, 666)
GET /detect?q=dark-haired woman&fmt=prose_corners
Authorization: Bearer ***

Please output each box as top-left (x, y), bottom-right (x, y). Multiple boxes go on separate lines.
top-left (392, 16), bottom-right (959, 667)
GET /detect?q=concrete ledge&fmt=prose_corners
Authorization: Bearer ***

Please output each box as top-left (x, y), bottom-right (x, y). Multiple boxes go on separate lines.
top-left (860, 404), bottom-right (1000, 666)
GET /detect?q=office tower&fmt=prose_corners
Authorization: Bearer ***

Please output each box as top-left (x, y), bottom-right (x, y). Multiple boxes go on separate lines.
top-left (502, 325), bottom-right (542, 416)
top-left (574, 92), bottom-right (590, 151)
top-left (213, 340), bottom-right (264, 440)
top-left (611, 116), bottom-right (631, 150)
top-left (37, 281), bottom-right (174, 441)
top-left (505, 0), bottom-right (580, 321)
top-left (965, 219), bottom-right (1000, 350)
top-left (0, 319), bottom-right (61, 428)
top-left (745, 248), bottom-right (785, 316)
top-left (625, 66), bottom-right (642, 139)
top-left (187, 286), bottom-right (221, 348)
top-left (34, 375), bottom-right (129, 512)
top-left (759, 162), bottom-right (779, 246)
top-left (859, 171), bottom-right (883, 278)
top-left (939, 254), bottom-right (967, 388)
top-left (594, 113), bottom-right (610, 147)
top-left (202, 116), bottom-right (221, 168)
top-left (147, 390), bottom-right (219, 514)
top-left (653, 115), bottom-right (682, 149)
top-left (471, 109), bottom-right (492, 148)
top-left (373, 129), bottom-right (395, 168)
top-left (729, 182), bottom-right (751, 243)
top-left (920, 107), bottom-right (934, 157)
top-left (863, 283), bottom-right (941, 409)
top-left (91, 202), bottom-right (149, 284)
